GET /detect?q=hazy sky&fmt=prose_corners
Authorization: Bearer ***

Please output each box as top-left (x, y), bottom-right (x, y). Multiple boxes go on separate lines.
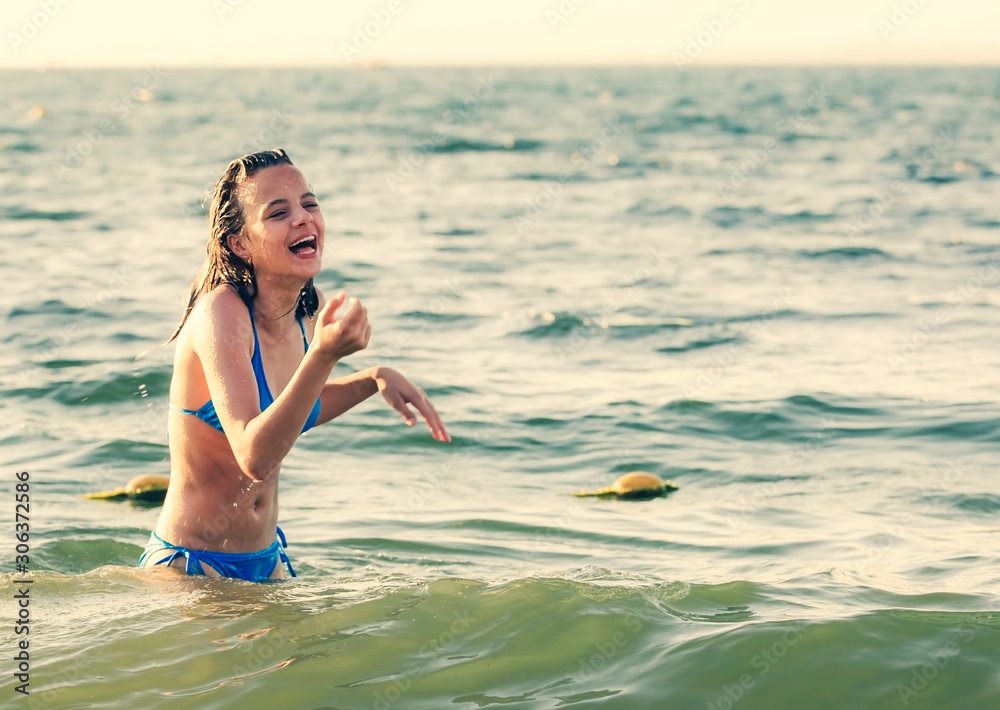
top-left (2, 0), bottom-right (998, 67)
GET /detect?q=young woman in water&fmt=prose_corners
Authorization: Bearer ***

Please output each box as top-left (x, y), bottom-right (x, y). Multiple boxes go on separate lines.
top-left (139, 148), bottom-right (450, 582)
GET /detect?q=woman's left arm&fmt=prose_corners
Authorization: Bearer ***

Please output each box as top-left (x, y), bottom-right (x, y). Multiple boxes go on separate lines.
top-left (315, 367), bottom-right (378, 425)
top-left (318, 366), bottom-right (451, 443)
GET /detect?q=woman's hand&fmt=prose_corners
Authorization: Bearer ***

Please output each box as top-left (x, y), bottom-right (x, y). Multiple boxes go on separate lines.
top-left (374, 367), bottom-right (451, 442)
top-left (314, 290), bottom-right (372, 363)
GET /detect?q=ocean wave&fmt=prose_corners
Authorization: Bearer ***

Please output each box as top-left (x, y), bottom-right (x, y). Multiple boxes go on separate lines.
top-left (432, 228), bottom-right (481, 236)
top-left (4, 206), bottom-right (89, 221)
top-left (657, 335), bottom-right (745, 354)
top-left (2, 571), bottom-right (997, 709)
top-left (626, 199), bottom-right (693, 219)
top-left (39, 368), bottom-right (170, 406)
top-left (514, 312), bottom-right (589, 338)
top-left (0, 140), bottom-right (41, 152)
top-left (662, 396), bottom-right (1000, 445)
top-left (798, 246), bottom-right (894, 260)
top-left (432, 137), bottom-right (545, 153)
top-left (930, 493), bottom-right (1000, 514)
top-left (706, 206), bottom-right (843, 230)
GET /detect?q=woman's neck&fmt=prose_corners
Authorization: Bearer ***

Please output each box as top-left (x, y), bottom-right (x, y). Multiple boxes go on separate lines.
top-left (251, 278), bottom-right (305, 335)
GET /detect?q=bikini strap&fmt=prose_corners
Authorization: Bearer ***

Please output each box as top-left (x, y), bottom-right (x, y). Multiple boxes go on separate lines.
top-left (148, 531), bottom-right (206, 576)
top-left (276, 526), bottom-right (297, 578)
top-left (248, 303), bottom-right (261, 351)
top-left (297, 314), bottom-right (309, 350)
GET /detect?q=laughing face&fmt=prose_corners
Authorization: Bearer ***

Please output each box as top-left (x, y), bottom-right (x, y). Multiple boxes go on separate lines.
top-left (228, 163), bottom-right (325, 283)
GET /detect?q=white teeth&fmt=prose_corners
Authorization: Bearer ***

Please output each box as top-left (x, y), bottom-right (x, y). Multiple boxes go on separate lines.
top-left (290, 236), bottom-right (315, 248)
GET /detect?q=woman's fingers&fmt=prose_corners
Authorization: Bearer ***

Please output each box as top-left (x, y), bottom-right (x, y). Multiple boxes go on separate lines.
top-left (394, 395), bottom-right (417, 426)
top-left (320, 292), bottom-right (364, 330)
top-left (319, 290), bottom-right (347, 326)
top-left (342, 300), bottom-right (369, 349)
top-left (421, 405), bottom-right (449, 442)
top-left (374, 368), bottom-right (449, 442)
top-left (412, 390), bottom-right (448, 441)
top-left (317, 294), bottom-right (370, 358)
top-left (391, 389), bottom-right (450, 442)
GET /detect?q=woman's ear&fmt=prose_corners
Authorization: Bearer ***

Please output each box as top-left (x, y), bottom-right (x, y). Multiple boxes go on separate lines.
top-left (227, 232), bottom-right (250, 259)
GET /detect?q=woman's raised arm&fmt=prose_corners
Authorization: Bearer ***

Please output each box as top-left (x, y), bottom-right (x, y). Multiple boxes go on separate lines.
top-left (195, 287), bottom-right (368, 480)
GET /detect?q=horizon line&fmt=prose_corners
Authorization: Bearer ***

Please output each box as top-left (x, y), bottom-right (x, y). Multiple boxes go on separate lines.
top-left (3, 60), bottom-right (1000, 70)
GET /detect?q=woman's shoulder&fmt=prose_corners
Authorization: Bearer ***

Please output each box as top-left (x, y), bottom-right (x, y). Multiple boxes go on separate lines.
top-left (200, 283), bottom-right (248, 312)
top-left (186, 285), bottom-right (252, 339)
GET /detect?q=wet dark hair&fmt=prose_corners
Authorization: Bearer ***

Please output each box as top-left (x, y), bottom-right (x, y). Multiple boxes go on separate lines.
top-left (167, 148), bottom-right (318, 343)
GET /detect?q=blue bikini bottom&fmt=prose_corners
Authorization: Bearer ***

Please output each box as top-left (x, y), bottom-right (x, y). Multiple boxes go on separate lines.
top-left (139, 527), bottom-right (297, 582)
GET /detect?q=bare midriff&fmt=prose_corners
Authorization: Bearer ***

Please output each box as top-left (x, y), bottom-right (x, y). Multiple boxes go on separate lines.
top-left (154, 410), bottom-right (280, 554)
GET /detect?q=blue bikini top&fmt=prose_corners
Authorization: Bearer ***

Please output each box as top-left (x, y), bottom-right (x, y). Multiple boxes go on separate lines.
top-left (175, 304), bottom-right (321, 434)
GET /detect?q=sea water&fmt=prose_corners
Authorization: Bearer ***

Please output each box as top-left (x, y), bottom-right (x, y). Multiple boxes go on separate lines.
top-left (1, 66), bottom-right (999, 709)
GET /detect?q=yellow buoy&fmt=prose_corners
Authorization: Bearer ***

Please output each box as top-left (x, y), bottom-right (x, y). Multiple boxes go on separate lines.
top-left (573, 472), bottom-right (678, 500)
top-left (85, 474), bottom-right (170, 503)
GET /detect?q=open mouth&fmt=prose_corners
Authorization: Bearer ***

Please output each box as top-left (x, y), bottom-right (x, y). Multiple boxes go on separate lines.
top-left (289, 235), bottom-right (317, 256)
